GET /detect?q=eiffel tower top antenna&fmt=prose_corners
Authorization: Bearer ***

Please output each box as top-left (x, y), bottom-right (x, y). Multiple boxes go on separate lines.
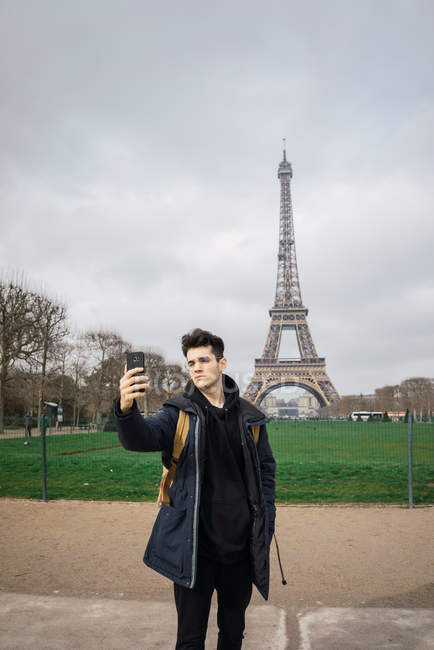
top-left (275, 140), bottom-right (300, 307)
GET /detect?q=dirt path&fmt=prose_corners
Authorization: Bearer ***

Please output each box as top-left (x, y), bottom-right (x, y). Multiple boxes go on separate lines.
top-left (1, 499), bottom-right (433, 648)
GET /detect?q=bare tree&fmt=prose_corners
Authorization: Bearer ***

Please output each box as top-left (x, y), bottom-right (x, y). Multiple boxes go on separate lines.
top-left (33, 293), bottom-right (69, 428)
top-left (0, 274), bottom-right (43, 432)
top-left (5, 366), bottom-right (40, 419)
top-left (163, 363), bottom-right (187, 398)
top-left (68, 336), bottom-right (90, 426)
top-left (373, 385), bottom-right (399, 413)
top-left (319, 399), bottom-right (342, 418)
top-left (399, 377), bottom-right (434, 419)
top-left (319, 394), bottom-right (372, 419)
top-left (49, 340), bottom-right (73, 408)
top-left (82, 330), bottom-right (130, 422)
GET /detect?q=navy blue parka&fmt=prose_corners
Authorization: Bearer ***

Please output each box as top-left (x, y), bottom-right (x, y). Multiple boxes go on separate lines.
top-left (114, 375), bottom-right (276, 600)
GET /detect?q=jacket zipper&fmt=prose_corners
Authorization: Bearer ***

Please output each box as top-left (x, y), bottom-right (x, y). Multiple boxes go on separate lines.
top-left (190, 415), bottom-right (200, 589)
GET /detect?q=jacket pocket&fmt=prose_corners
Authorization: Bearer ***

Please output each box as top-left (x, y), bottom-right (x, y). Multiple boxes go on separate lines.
top-left (153, 504), bottom-right (188, 575)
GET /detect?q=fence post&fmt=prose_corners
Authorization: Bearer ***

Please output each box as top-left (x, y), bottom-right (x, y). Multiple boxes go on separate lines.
top-left (40, 412), bottom-right (48, 502)
top-left (408, 412), bottom-right (414, 509)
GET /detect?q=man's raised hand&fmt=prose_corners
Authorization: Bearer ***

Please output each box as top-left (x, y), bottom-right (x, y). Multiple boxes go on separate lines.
top-left (119, 365), bottom-right (149, 413)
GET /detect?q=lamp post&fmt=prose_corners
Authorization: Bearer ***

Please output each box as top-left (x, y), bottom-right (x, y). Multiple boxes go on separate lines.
top-left (41, 401), bottom-right (58, 502)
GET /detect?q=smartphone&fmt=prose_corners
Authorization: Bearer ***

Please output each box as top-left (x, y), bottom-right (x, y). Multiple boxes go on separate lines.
top-left (126, 351), bottom-right (146, 393)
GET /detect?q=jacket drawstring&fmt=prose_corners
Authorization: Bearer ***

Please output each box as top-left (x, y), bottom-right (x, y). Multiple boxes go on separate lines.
top-left (273, 533), bottom-right (287, 585)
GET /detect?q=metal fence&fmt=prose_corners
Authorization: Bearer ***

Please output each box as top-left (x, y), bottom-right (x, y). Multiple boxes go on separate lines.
top-left (1, 416), bottom-right (433, 506)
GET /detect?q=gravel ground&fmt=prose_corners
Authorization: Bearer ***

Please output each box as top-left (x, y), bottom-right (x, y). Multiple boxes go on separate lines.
top-left (1, 499), bottom-right (433, 648)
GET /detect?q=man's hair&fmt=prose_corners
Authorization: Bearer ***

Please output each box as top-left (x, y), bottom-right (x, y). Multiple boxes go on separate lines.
top-left (181, 328), bottom-right (224, 360)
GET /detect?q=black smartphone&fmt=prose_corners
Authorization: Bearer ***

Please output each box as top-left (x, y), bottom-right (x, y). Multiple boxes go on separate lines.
top-left (126, 351), bottom-right (146, 393)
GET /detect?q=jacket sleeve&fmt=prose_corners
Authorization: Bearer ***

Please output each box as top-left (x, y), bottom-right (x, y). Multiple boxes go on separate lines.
top-left (113, 397), bottom-right (177, 456)
top-left (257, 424), bottom-right (276, 540)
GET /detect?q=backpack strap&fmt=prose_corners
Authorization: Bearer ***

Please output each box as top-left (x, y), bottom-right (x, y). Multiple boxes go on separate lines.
top-left (158, 410), bottom-right (190, 507)
top-left (251, 424), bottom-right (260, 444)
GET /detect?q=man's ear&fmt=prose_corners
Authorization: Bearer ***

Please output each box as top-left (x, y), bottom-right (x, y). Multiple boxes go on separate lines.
top-left (219, 357), bottom-right (227, 371)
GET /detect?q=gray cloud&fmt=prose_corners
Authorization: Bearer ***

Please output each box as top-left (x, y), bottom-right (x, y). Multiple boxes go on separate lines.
top-left (1, 0), bottom-right (433, 396)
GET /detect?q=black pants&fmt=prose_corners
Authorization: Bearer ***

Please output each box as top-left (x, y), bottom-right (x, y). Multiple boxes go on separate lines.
top-left (173, 553), bottom-right (252, 650)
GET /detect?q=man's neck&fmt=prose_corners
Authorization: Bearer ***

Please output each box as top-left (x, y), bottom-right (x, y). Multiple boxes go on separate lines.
top-left (199, 382), bottom-right (225, 408)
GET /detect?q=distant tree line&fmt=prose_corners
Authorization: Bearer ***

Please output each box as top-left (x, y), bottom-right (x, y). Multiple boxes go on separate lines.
top-left (320, 377), bottom-right (434, 420)
top-left (0, 274), bottom-right (186, 432)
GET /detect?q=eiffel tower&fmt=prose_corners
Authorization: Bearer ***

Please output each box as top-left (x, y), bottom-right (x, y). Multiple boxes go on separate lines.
top-left (243, 146), bottom-right (339, 408)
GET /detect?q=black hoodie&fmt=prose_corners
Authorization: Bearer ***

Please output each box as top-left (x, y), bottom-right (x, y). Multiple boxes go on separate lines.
top-left (189, 376), bottom-right (251, 564)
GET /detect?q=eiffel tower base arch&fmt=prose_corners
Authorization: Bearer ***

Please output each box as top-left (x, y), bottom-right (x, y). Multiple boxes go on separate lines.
top-left (243, 360), bottom-right (339, 409)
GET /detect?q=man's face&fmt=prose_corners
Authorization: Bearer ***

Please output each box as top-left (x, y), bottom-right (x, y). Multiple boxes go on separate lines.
top-left (186, 345), bottom-right (227, 392)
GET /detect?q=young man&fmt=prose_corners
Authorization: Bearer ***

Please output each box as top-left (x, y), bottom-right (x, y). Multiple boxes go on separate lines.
top-left (114, 328), bottom-right (276, 649)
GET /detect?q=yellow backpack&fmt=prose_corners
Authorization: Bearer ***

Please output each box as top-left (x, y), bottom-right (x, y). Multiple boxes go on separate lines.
top-left (158, 410), bottom-right (260, 507)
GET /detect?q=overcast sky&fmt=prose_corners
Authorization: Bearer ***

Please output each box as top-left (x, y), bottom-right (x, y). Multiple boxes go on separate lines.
top-left (1, 0), bottom-right (433, 397)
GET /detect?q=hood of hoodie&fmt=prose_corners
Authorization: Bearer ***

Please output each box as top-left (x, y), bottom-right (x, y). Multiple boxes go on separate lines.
top-left (187, 373), bottom-right (239, 414)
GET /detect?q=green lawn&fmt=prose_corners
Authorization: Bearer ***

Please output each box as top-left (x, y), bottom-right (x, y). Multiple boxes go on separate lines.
top-left (269, 420), bottom-right (434, 504)
top-left (1, 421), bottom-right (433, 504)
